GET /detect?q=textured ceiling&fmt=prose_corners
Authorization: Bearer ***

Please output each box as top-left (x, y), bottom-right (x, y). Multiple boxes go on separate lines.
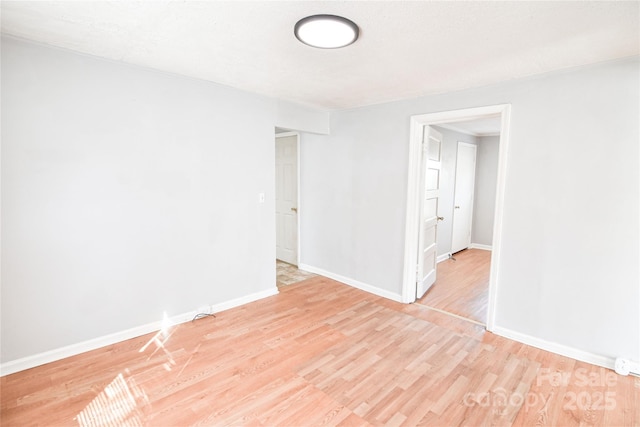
top-left (1, 1), bottom-right (638, 110)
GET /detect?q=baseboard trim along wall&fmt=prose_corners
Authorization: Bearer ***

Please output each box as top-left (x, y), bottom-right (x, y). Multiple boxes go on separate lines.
top-left (298, 263), bottom-right (404, 303)
top-left (469, 243), bottom-right (492, 251)
top-left (0, 287), bottom-right (279, 376)
top-left (436, 253), bottom-right (452, 263)
top-left (492, 326), bottom-right (618, 372)
top-left (298, 265), bottom-right (626, 374)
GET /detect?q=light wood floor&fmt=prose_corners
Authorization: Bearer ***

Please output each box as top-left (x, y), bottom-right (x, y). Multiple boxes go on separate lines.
top-left (417, 249), bottom-right (490, 324)
top-left (2, 277), bottom-right (637, 426)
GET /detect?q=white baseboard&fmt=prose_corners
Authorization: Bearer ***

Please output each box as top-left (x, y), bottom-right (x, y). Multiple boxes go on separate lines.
top-left (469, 243), bottom-right (492, 251)
top-left (0, 287), bottom-right (279, 377)
top-left (298, 263), bottom-right (404, 303)
top-left (492, 326), bottom-right (617, 371)
top-left (437, 253), bottom-right (452, 263)
top-left (209, 287), bottom-right (279, 314)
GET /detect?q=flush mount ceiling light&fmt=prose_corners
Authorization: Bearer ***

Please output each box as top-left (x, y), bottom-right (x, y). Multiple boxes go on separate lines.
top-left (294, 14), bottom-right (359, 49)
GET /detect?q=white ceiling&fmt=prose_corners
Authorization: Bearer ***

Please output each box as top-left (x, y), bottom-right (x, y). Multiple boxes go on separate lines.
top-left (1, 1), bottom-right (638, 110)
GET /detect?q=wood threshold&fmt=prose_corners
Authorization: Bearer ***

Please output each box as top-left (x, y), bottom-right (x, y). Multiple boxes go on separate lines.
top-left (413, 302), bottom-right (485, 327)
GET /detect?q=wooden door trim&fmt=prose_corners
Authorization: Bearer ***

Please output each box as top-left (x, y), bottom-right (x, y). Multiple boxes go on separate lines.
top-left (402, 104), bottom-right (511, 333)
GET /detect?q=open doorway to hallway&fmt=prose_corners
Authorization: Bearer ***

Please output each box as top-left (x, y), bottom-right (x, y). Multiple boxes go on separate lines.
top-left (275, 129), bottom-right (316, 287)
top-left (416, 118), bottom-right (501, 325)
top-left (275, 131), bottom-right (299, 266)
top-left (403, 105), bottom-right (510, 331)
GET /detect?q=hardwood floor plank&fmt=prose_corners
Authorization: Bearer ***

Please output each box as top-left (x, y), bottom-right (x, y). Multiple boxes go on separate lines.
top-left (335, 411), bottom-right (374, 427)
top-left (1, 276), bottom-right (637, 426)
top-left (417, 248), bottom-right (490, 323)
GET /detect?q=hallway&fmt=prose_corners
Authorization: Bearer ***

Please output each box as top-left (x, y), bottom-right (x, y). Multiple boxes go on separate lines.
top-left (417, 249), bottom-right (490, 324)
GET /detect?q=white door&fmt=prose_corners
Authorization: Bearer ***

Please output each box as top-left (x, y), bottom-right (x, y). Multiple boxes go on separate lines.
top-left (275, 135), bottom-right (298, 265)
top-left (451, 142), bottom-right (477, 254)
top-left (416, 126), bottom-right (443, 298)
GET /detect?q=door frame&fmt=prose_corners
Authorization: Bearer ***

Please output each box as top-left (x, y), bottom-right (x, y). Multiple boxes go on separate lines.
top-left (275, 131), bottom-right (301, 265)
top-left (401, 104), bottom-right (511, 332)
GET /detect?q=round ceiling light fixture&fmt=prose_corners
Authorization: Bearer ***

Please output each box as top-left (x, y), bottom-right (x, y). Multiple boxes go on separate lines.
top-left (294, 14), bottom-right (359, 49)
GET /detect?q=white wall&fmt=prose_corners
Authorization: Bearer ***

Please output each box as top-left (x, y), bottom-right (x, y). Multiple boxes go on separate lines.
top-left (472, 135), bottom-right (500, 247)
top-left (3, 35), bottom-right (638, 371)
top-left (300, 110), bottom-right (409, 298)
top-left (0, 36), bottom-right (326, 366)
top-left (300, 58), bottom-right (639, 364)
top-left (276, 100), bottom-right (329, 135)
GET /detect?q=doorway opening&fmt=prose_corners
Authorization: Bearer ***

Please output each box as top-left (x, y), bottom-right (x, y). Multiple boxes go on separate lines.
top-left (417, 121), bottom-right (499, 324)
top-left (274, 130), bottom-right (316, 287)
top-left (275, 131), bottom-right (299, 266)
top-left (402, 105), bottom-right (511, 331)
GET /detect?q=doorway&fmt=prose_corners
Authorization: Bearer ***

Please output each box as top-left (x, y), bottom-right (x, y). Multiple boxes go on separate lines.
top-left (275, 132), bottom-right (299, 266)
top-left (402, 105), bottom-right (511, 331)
top-left (416, 125), bottom-right (495, 324)
top-left (275, 131), bottom-right (315, 288)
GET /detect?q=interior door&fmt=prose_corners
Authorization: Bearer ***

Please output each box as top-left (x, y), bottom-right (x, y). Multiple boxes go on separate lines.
top-left (275, 135), bottom-right (298, 265)
top-left (416, 126), bottom-right (443, 298)
top-left (451, 142), bottom-right (477, 254)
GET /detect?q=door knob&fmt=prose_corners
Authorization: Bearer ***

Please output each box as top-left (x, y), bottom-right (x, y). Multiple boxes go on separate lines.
top-left (437, 216), bottom-right (444, 221)
top-left (454, 206), bottom-right (460, 209)
top-left (291, 207), bottom-right (298, 213)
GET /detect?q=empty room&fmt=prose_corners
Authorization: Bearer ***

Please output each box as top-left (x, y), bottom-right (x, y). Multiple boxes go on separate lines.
top-left (1, 2), bottom-right (638, 426)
